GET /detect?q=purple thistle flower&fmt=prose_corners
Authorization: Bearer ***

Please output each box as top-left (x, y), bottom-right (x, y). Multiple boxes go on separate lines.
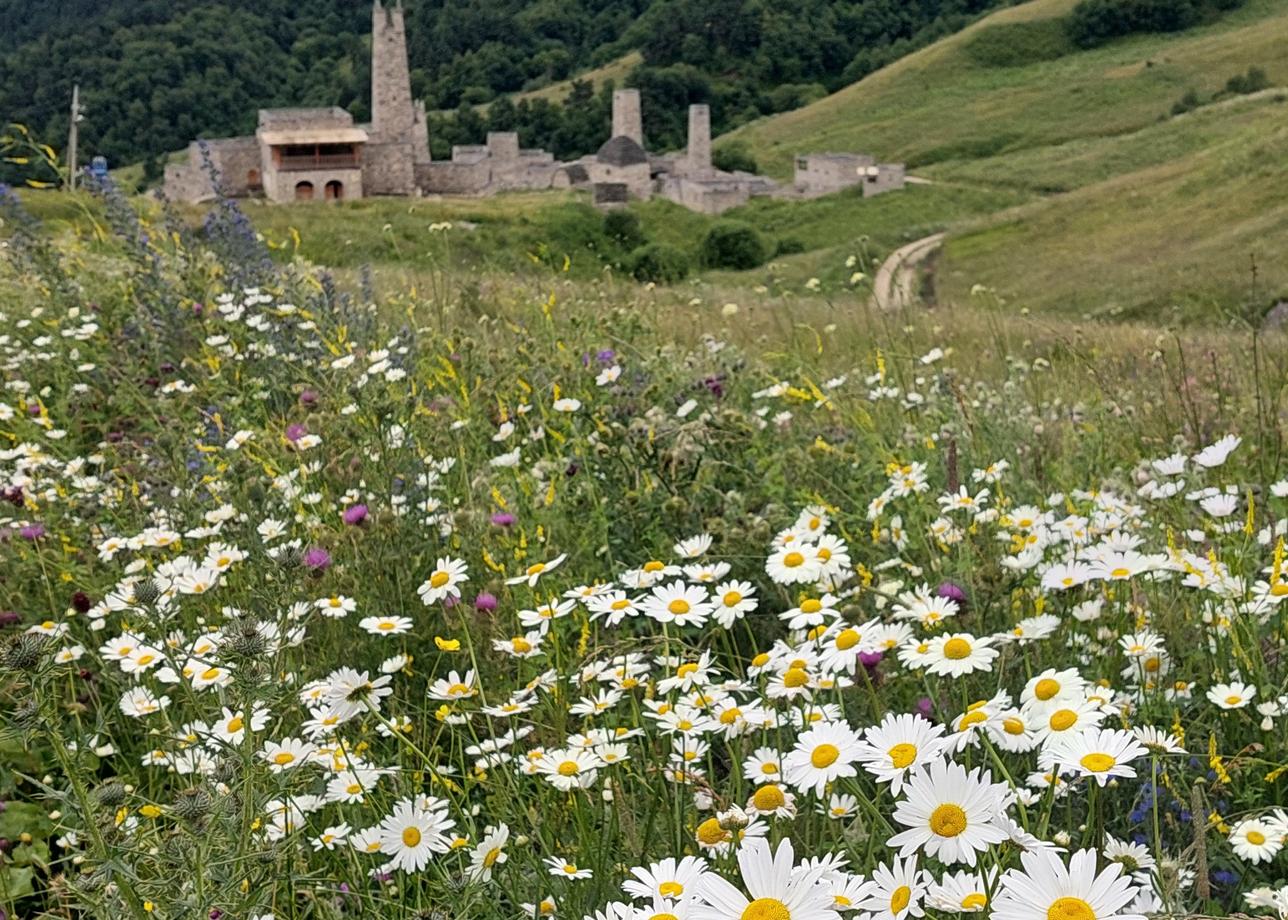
top-left (0, 611), bottom-right (20, 627)
top-left (300, 389), bottom-right (318, 406)
top-left (490, 512), bottom-right (516, 527)
top-left (596, 349), bottom-right (616, 364)
top-left (474, 593), bottom-right (498, 612)
top-left (342, 504), bottom-right (369, 526)
top-left (936, 581), bottom-right (968, 606)
top-left (859, 651), bottom-right (883, 670)
top-left (18, 524), bottom-right (44, 541)
top-left (285, 423), bottom-right (308, 442)
top-left (915, 697), bottom-right (934, 720)
top-left (303, 547), bottom-right (331, 571)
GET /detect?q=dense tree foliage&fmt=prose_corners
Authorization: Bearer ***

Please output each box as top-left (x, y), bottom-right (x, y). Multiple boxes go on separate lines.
top-left (1, 0), bottom-right (1006, 180)
top-left (1066, 0), bottom-right (1245, 48)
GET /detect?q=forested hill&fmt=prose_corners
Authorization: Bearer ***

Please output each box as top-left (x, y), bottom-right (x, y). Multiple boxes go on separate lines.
top-left (0, 0), bottom-right (1002, 180)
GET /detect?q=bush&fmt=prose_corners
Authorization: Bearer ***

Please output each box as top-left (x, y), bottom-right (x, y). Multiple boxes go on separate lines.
top-left (1225, 66), bottom-right (1270, 96)
top-left (700, 220), bottom-right (767, 270)
top-left (602, 209), bottom-right (646, 250)
top-left (773, 236), bottom-right (807, 257)
top-left (1171, 89), bottom-right (1202, 116)
top-left (712, 141), bottom-right (759, 175)
top-left (629, 243), bottom-right (691, 284)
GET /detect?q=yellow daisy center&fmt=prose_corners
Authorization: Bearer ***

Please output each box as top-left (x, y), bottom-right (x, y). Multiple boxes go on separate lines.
top-left (753, 784), bottom-right (787, 811)
top-left (783, 552), bottom-right (805, 568)
top-left (696, 817), bottom-right (729, 845)
top-left (783, 667), bottom-right (810, 688)
top-left (429, 571), bottom-right (450, 588)
top-left (272, 752), bottom-right (295, 765)
top-left (930, 803), bottom-right (968, 837)
top-left (890, 885), bottom-right (911, 915)
top-left (659, 881), bottom-right (684, 898)
top-left (1080, 753), bottom-right (1116, 773)
top-left (669, 599), bottom-right (691, 616)
top-left (526, 563), bottom-right (545, 576)
top-left (723, 591), bottom-right (743, 607)
top-left (943, 638), bottom-right (972, 660)
top-left (811, 743), bottom-right (840, 768)
top-left (800, 598), bottom-right (822, 614)
top-left (557, 760), bottom-right (580, 776)
top-left (1246, 830), bottom-right (1266, 845)
top-left (962, 893), bottom-right (987, 910)
top-left (1049, 709), bottom-right (1078, 731)
top-left (1003, 717), bottom-right (1027, 736)
top-left (1034, 678), bottom-right (1060, 700)
top-left (888, 743), bottom-right (918, 769)
top-left (835, 628), bottom-right (860, 650)
top-left (741, 898), bottom-right (791, 920)
top-left (1047, 897), bottom-right (1095, 920)
top-left (226, 716), bottom-right (244, 734)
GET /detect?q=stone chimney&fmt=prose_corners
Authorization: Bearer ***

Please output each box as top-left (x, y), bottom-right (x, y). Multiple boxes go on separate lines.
top-left (612, 89), bottom-right (643, 147)
top-left (687, 104), bottom-right (712, 176)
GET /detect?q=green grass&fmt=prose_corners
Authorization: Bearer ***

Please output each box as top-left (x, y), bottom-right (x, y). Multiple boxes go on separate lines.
top-left (720, 0), bottom-right (1288, 319)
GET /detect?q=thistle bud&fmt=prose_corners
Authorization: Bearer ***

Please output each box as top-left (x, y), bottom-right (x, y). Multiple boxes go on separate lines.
top-left (2, 634), bottom-right (47, 672)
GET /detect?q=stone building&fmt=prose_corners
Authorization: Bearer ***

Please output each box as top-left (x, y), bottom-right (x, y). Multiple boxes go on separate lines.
top-left (167, 2), bottom-right (434, 203)
top-left (163, 0), bottom-right (905, 214)
top-left (792, 153), bottom-right (906, 199)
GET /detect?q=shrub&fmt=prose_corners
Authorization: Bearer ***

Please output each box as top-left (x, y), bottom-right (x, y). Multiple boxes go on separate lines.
top-left (629, 242), bottom-right (691, 284)
top-left (1225, 66), bottom-right (1270, 96)
top-left (773, 236), bottom-right (807, 257)
top-left (1171, 89), bottom-right (1202, 116)
top-left (712, 141), bottom-right (759, 175)
top-left (602, 209), bottom-right (646, 250)
top-left (700, 220), bottom-right (767, 270)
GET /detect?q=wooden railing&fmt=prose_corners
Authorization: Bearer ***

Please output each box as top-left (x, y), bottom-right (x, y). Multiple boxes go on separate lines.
top-left (277, 154), bottom-right (360, 171)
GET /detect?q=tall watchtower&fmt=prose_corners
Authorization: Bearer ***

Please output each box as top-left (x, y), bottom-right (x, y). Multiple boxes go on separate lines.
top-left (367, 0), bottom-right (430, 195)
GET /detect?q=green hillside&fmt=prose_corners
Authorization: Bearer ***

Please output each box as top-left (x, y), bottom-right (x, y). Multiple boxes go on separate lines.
top-left (728, 0), bottom-right (1288, 319)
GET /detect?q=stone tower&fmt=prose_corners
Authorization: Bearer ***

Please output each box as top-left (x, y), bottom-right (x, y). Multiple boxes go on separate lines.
top-left (612, 90), bottom-right (644, 146)
top-left (368, 0), bottom-right (430, 195)
top-left (686, 104), bottom-right (712, 176)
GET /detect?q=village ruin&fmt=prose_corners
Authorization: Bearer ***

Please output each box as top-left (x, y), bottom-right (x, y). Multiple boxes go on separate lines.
top-left (163, 0), bottom-right (906, 215)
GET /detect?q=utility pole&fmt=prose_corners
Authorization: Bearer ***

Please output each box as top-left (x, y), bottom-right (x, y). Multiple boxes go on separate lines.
top-left (67, 84), bottom-right (83, 191)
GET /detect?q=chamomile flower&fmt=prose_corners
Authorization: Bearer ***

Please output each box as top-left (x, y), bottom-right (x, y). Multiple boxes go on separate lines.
top-left (991, 848), bottom-right (1144, 920)
top-left (785, 722), bottom-right (861, 795)
top-left (623, 855), bottom-right (710, 902)
top-left (376, 796), bottom-right (455, 873)
top-left (888, 759), bottom-right (1007, 866)
top-left (690, 836), bottom-right (841, 920)
top-left (856, 713), bottom-right (950, 794)
top-left (418, 556), bottom-right (468, 605)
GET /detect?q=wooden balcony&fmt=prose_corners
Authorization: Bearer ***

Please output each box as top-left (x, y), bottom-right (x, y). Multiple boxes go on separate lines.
top-left (276, 153), bottom-right (361, 171)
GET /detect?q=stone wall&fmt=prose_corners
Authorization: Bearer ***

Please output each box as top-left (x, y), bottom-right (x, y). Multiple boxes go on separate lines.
top-left (794, 153), bottom-right (875, 197)
top-left (861, 164), bottom-right (906, 198)
top-left (163, 138), bottom-right (260, 202)
top-left (364, 142), bottom-right (417, 196)
top-left (417, 161), bottom-right (491, 195)
top-left (262, 165), bottom-right (363, 203)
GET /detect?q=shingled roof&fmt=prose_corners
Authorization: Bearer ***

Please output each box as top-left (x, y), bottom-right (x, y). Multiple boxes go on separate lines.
top-left (596, 135), bottom-right (648, 167)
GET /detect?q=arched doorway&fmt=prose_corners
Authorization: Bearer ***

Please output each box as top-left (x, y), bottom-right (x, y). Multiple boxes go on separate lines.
top-left (294, 181), bottom-right (314, 201)
top-left (324, 180), bottom-right (344, 201)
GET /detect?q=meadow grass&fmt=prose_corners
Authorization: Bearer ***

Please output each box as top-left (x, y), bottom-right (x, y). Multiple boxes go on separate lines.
top-left (4, 180), bottom-right (1288, 920)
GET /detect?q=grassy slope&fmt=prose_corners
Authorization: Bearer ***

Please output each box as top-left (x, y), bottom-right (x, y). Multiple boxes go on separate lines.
top-left (727, 0), bottom-right (1288, 318)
